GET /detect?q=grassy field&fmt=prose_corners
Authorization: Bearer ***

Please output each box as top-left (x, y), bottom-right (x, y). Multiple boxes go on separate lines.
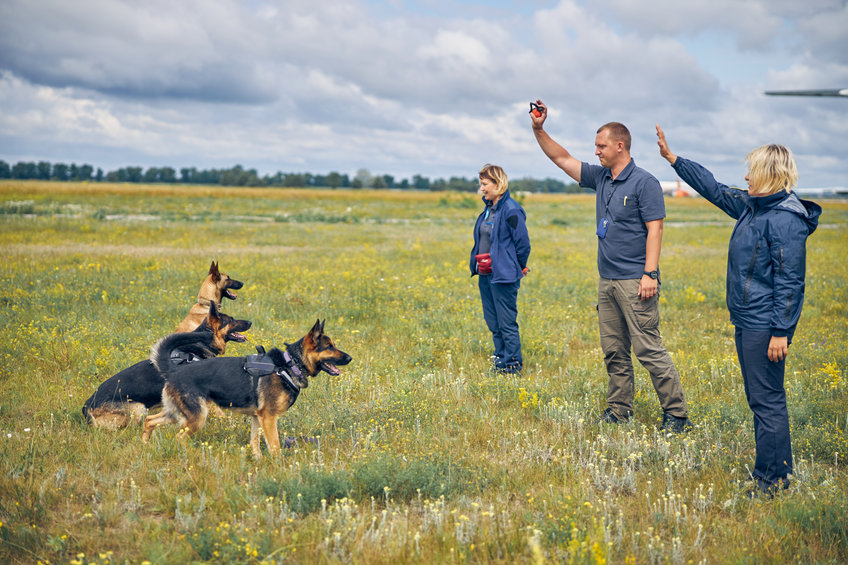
top-left (1, 180), bottom-right (847, 564)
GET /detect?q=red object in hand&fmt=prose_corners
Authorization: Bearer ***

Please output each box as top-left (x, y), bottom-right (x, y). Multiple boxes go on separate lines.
top-left (522, 267), bottom-right (530, 276)
top-left (529, 102), bottom-right (542, 118)
top-left (475, 253), bottom-right (492, 274)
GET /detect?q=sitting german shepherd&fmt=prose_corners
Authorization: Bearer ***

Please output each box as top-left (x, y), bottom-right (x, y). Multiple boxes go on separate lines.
top-left (175, 261), bottom-right (244, 333)
top-left (142, 320), bottom-right (351, 457)
top-left (82, 304), bottom-right (251, 429)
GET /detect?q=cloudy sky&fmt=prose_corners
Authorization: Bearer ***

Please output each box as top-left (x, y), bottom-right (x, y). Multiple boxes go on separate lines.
top-left (1, 0), bottom-right (846, 187)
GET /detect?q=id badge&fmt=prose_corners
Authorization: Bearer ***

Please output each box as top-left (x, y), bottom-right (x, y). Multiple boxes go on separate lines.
top-left (597, 217), bottom-right (609, 238)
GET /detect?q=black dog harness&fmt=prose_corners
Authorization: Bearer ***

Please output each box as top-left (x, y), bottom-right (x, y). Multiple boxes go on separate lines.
top-left (170, 348), bottom-right (202, 365)
top-left (244, 345), bottom-right (303, 391)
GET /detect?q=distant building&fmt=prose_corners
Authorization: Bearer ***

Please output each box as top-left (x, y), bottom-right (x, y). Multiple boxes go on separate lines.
top-left (660, 179), bottom-right (698, 197)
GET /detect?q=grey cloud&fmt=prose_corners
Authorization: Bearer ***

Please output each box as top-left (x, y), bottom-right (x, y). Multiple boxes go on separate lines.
top-left (0, 0), bottom-right (279, 103)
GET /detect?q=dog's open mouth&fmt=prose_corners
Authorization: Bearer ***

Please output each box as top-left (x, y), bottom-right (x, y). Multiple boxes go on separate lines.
top-left (224, 289), bottom-right (238, 300)
top-left (228, 332), bottom-right (247, 342)
top-left (320, 361), bottom-right (342, 376)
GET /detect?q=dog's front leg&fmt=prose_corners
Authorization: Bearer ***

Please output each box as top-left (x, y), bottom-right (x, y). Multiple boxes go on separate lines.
top-left (142, 410), bottom-right (170, 443)
top-left (249, 415), bottom-right (262, 458)
top-left (258, 411), bottom-right (281, 454)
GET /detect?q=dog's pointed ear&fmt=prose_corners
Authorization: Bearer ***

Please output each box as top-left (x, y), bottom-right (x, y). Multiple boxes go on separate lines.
top-left (308, 318), bottom-right (323, 343)
top-left (209, 261), bottom-right (220, 279)
top-left (320, 319), bottom-right (325, 333)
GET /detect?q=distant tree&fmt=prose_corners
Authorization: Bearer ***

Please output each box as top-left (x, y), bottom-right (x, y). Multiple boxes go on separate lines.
top-left (159, 167), bottom-right (176, 183)
top-left (52, 163), bottom-right (69, 181)
top-left (77, 164), bottom-right (94, 181)
top-left (327, 171), bottom-right (341, 189)
top-left (398, 178), bottom-right (409, 189)
top-left (371, 175), bottom-right (387, 189)
top-left (351, 178), bottom-right (363, 189)
top-left (282, 172), bottom-right (311, 187)
top-left (447, 176), bottom-right (475, 191)
top-left (0, 160), bottom-right (10, 178)
top-left (412, 174), bottom-right (429, 190)
top-left (143, 167), bottom-right (160, 183)
top-left (381, 174), bottom-right (395, 188)
top-left (354, 168), bottom-right (372, 188)
top-left (126, 167), bottom-right (143, 183)
top-left (430, 178), bottom-right (447, 191)
top-left (510, 177), bottom-right (537, 192)
top-left (95, 168), bottom-right (103, 182)
top-left (11, 162), bottom-right (34, 179)
top-left (180, 167), bottom-right (194, 183)
top-left (37, 161), bottom-right (51, 180)
top-left (161, 168), bottom-right (172, 182)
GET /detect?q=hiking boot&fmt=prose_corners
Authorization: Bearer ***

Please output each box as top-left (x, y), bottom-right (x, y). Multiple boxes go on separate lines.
top-left (660, 412), bottom-right (693, 433)
top-left (598, 408), bottom-right (629, 424)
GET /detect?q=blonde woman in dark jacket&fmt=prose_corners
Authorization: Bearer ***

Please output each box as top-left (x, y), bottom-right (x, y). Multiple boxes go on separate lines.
top-left (657, 125), bottom-right (822, 496)
top-left (469, 164), bottom-right (530, 374)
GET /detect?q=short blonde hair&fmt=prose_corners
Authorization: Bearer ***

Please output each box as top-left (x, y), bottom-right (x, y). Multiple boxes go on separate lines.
top-left (598, 122), bottom-right (631, 151)
top-left (479, 164), bottom-right (508, 197)
top-left (746, 144), bottom-right (798, 195)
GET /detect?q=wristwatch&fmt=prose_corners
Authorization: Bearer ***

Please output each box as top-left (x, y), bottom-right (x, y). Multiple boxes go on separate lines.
top-left (643, 270), bottom-right (658, 279)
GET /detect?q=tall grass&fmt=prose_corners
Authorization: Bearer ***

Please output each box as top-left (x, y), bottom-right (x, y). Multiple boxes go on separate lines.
top-left (1, 180), bottom-right (846, 563)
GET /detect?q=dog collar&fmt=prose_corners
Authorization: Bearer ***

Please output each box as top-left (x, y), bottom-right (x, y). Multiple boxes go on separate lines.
top-left (197, 297), bottom-right (222, 309)
top-left (282, 350), bottom-right (303, 379)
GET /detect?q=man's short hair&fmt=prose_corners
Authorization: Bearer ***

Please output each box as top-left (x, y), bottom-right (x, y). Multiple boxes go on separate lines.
top-left (598, 122), bottom-right (631, 151)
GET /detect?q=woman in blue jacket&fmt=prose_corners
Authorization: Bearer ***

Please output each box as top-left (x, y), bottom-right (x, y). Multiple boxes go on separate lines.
top-left (470, 164), bottom-right (530, 373)
top-left (657, 126), bottom-right (821, 495)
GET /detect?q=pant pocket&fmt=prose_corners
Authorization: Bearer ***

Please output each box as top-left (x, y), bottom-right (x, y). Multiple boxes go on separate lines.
top-left (631, 296), bottom-right (659, 331)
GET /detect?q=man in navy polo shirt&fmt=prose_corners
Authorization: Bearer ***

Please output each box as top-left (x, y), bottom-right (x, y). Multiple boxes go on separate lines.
top-left (530, 100), bottom-right (691, 432)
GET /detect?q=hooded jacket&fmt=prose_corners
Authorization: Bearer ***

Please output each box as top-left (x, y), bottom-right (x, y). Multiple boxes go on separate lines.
top-left (469, 189), bottom-right (530, 283)
top-left (672, 157), bottom-right (821, 337)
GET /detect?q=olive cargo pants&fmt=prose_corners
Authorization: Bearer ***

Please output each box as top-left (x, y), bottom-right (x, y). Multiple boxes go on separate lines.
top-left (597, 277), bottom-right (688, 419)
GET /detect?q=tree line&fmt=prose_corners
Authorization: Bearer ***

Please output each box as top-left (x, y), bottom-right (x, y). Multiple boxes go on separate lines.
top-left (0, 159), bottom-right (584, 193)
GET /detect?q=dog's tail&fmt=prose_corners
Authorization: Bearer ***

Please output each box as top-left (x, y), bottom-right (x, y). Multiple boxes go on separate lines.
top-left (150, 331), bottom-right (217, 376)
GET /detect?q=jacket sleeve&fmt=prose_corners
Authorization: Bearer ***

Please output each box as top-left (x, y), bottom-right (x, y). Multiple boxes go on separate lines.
top-left (768, 215), bottom-right (809, 337)
top-left (506, 210), bottom-right (530, 269)
top-left (672, 157), bottom-right (748, 219)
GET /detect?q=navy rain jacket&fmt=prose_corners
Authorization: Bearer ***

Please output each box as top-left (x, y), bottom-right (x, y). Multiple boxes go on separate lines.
top-left (469, 189), bottom-right (531, 283)
top-left (672, 157), bottom-right (821, 338)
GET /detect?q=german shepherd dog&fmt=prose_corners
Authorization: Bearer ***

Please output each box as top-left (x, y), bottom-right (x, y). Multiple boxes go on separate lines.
top-left (82, 304), bottom-right (251, 429)
top-left (175, 261), bottom-right (244, 333)
top-left (142, 320), bottom-right (352, 457)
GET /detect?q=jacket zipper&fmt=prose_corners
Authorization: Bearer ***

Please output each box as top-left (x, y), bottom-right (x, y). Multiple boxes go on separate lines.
top-left (742, 241), bottom-right (760, 304)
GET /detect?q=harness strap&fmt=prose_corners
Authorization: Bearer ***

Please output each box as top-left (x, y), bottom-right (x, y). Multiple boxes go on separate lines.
top-left (243, 345), bottom-right (302, 391)
top-left (170, 349), bottom-right (201, 365)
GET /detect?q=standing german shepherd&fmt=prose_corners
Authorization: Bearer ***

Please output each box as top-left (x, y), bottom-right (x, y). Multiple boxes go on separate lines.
top-left (142, 320), bottom-right (351, 457)
top-left (175, 261), bottom-right (244, 333)
top-left (82, 304), bottom-right (251, 429)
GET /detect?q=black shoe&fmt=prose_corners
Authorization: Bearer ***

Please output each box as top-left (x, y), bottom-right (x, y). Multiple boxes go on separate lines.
top-left (599, 408), bottom-right (629, 424)
top-left (660, 413), bottom-right (693, 433)
top-left (494, 359), bottom-right (522, 374)
top-left (745, 477), bottom-right (788, 499)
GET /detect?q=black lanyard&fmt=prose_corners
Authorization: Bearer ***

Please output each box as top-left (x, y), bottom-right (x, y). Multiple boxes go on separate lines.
top-left (602, 178), bottom-right (620, 218)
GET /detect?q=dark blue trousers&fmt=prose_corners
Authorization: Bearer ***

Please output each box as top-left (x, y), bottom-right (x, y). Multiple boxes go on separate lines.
top-left (735, 327), bottom-right (793, 488)
top-left (478, 276), bottom-right (522, 369)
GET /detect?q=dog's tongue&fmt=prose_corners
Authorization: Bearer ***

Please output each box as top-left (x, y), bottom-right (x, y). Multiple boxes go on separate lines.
top-left (323, 362), bottom-right (340, 375)
top-left (225, 290), bottom-right (238, 299)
